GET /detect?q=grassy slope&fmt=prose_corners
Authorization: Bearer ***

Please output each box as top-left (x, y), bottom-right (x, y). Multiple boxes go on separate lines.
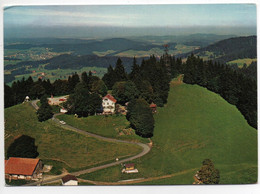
top-left (81, 82), bottom-right (257, 184)
top-left (4, 103), bottom-right (142, 170)
top-left (57, 114), bottom-right (149, 143)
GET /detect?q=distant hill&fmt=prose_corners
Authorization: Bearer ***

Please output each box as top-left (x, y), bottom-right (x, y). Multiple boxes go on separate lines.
top-left (178, 36), bottom-right (256, 64)
top-left (5, 38), bottom-right (163, 56)
top-left (4, 34), bottom-right (234, 57)
top-left (131, 33), bottom-right (236, 47)
top-left (5, 54), bottom-right (145, 74)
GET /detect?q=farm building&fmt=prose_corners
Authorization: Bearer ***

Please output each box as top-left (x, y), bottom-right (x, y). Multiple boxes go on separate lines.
top-left (48, 95), bottom-right (68, 105)
top-left (61, 174), bottom-right (78, 186)
top-left (102, 94), bottom-right (117, 114)
top-left (122, 163), bottom-right (138, 174)
top-left (150, 103), bottom-right (157, 113)
top-left (60, 108), bottom-right (68, 113)
top-left (124, 163), bottom-right (135, 171)
top-left (5, 157), bottom-right (43, 181)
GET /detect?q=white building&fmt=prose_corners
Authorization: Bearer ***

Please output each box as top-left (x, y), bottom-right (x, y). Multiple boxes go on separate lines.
top-left (61, 174), bottom-right (78, 186)
top-left (102, 94), bottom-right (117, 114)
top-left (60, 108), bottom-right (68, 113)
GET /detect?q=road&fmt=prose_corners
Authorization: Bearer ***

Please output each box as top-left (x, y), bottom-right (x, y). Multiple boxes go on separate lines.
top-left (27, 100), bottom-right (151, 186)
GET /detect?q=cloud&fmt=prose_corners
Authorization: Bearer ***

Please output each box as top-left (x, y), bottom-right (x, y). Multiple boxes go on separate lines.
top-left (5, 7), bottom-right (140, 20)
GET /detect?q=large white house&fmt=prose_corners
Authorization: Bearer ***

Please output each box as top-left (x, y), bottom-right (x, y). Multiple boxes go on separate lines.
top-left (102, 94), bottom-right (117, 114)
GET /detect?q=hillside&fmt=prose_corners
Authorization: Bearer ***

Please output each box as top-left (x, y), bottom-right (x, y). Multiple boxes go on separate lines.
top-left (4, 38), bottom-right (162, 56)
top-left (130, 33), bottom-right (236, 47)
top-left (178, 36), bottom-right (256, 64)
top-left (4, 103), bottom-right (142, 172)
top-left (80, 81), bottom-right (257, 184)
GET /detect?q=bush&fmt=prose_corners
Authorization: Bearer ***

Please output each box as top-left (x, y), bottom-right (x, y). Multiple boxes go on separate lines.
top-left (198, 159), bottom-right (220, 184)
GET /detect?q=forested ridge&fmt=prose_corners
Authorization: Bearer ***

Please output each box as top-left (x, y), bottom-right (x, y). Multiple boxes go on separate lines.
top-left (5, 52), bottom-right (257, 129)
top-left (178, 36), bottom-right (256, 64)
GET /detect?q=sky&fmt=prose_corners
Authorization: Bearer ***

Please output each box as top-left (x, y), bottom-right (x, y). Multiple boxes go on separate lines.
top-left (4, 4), bottom-right (257, 38)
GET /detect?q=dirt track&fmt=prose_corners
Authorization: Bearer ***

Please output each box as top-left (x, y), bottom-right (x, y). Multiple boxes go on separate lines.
top-left (26, 100), bottom-right (151, 186)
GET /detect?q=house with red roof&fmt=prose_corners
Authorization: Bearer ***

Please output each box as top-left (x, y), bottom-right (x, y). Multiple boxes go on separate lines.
top-left (5, 157), bottom-right (43, 181)
top-left (102, 94), bottom-right (117, 114)
top-left (150, 103), bottom-right (157, 113)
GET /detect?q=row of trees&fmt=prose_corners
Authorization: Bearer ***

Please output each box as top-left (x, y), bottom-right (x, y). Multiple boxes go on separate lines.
top-left (4, 71), bottom-right (107, 108)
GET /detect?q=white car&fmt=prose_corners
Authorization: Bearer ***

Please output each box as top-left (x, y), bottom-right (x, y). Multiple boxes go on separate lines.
top-left (60, 121), bottom-right (66, 125)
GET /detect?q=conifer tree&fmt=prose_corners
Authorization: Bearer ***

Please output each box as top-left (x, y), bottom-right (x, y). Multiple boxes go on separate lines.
top-left (114, 58), bottom-right (127, 82)
top-left (102, 65), bottom-right (117, 90)
top-left (37, 95), bottom-right (53, 122)
top-left (126, 98), bottom-right (154, 138)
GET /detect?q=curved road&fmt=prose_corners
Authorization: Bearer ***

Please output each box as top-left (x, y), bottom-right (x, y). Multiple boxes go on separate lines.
top-left (27, 100), bottom-right (151, 185)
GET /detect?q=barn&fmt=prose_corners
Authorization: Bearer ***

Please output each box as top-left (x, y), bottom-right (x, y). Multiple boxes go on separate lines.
top-left (5, 157), bottom-right (43, 181)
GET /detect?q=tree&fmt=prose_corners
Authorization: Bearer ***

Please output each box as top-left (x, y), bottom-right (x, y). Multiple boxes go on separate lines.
top-left (112, 81), bottom-right (139, 105)
top-left (29, 83), bottom-right (46, 99)
top-left (65, 82), bottom-right (102, 117)
top-left (37, 95), bottom-right (53, 122)
top-left (68, 72), bottom-right (80, 93)
top-left (198, 159), bottom-right (220, 184)
top-left (52, 79), bottom-right (69, 96)
top-left (129, 57), bottom-right (140, 81)
top-left (7, 135), bottom-right (39, 158)
top-left (81, 71), bottom-right (90, 87)
top-left (90, 79), bottom-right (108, 96)
top-left (102, 65), bottom-right (117, 90)
top-left (114, 58), bottom-right (128, 82)
top-left (126, 98), bottom-right (154, 138)
top-left (138, 80), bottom-right (154, 103)
top-left (4, 84), bottom-right (14, 108)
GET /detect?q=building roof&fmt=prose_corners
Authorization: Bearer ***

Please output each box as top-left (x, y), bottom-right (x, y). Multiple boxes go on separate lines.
top-left (124, 163), bottom-right (135, 168)
top-left (5, 157), bottom-right (40, 176)
top-left (103, 94), bottom-right (117, 103)
top-left (150, 103), bottom-right (157, 108)
top-left (62, 174), bottom-right (78, 183)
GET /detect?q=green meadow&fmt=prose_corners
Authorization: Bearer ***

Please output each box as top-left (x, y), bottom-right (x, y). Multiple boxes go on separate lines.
top-left (79, 82), bottom-right (257, 184)
top-left (57, 114), bottom-right (149, 143)
top-left (4, 103), bottom-right (142, 171)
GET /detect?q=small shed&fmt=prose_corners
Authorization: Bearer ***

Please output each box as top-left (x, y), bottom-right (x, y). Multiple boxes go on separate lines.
top-left (60, 108), bottom-right (68, 113)
top-left (24, 96), bottom-right (30, 102)
top-left (124, 163), bottom-right (135, 171)
top-left (61, 174), bottom-right (78, 186)
top-left (150, 103), bottom-right (157, 113)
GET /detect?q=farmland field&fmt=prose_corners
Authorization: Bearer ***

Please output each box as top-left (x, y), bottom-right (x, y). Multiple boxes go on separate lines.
top-left (227, 58), bottom-right (257, 68)
top-left (8, 66), bottom-right (107, 85)
top-left (4, 103), bottom-right (142, 171)
top-left (79, 80), bottom-right (257, 184)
